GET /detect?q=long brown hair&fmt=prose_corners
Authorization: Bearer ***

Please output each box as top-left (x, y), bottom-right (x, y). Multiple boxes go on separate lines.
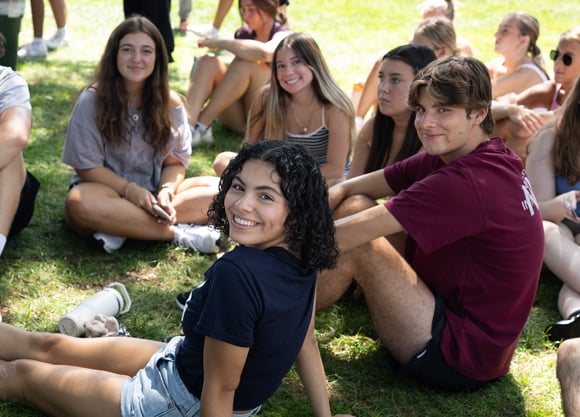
top-left (92, 16), bottom-right (173, 152)
top-left (237, 0), bottom-right (287, 26)
top-left (553, 77), bottom-right (580, 184)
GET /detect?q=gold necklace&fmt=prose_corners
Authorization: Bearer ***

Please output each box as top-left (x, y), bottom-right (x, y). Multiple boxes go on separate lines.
top-left (291, 99), bottom-right (317, 134)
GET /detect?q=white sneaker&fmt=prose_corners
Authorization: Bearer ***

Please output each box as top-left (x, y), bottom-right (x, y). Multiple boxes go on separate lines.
top-left (190, 124), bottom-right (214, 147)
top-left (17, 40), bottom-right (48, 60)
top-left (189, 24), bottom-right (219, 38)
top-left (173, 224), bottom-right (220, 253)
top-left (93, 232), bottom-right (127, 254)
top-left (46, 29), bottom-right (69, 50)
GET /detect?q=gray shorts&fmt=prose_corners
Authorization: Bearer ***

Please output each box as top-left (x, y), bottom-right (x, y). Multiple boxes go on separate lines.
top-left (121, 336), bottom-right (261, 417)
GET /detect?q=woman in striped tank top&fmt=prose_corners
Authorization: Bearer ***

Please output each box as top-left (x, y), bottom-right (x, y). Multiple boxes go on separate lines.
top-left (214, 32), bottom-right (355, 186)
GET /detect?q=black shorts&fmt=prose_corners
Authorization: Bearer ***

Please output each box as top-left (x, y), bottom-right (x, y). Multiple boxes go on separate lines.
top-left (562, 218), bottom-right (580, 236)
top-left (389, 297), bottom-right (491, 392)
top-left (9, 171), bottom-right (40, 237)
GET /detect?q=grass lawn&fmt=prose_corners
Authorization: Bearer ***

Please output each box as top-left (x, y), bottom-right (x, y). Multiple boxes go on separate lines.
top-left (1, 0), bottom-right (579, 415)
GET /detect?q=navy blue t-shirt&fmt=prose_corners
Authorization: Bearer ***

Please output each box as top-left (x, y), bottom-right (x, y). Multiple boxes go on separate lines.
top-left (175, 245), bottom-right (316, 411)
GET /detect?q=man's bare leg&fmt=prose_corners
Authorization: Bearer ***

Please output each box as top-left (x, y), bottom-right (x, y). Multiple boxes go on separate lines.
top-left (316, 195), bottom-right (435, 364)
top-left (557, 339), bottom-right (580, 417)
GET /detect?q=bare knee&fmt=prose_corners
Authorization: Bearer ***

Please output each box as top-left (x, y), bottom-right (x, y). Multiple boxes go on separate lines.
top-left (190, 54), bottom-right (221, 79)
top-left (227, 57), bottom-right (255, 74)
top-left (557, 339), bottom-right (580, 382)
top-left (29, 331), bottom-right (68, 357)
top-left (64, 189), bottom-right (98, 233)
top-left (334, 194), bottom-right (377, 219)
top-left (213, 151), bottom-right (237, 176)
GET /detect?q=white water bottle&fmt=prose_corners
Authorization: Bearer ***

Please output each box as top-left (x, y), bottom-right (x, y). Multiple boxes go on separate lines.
top-left (58, 282), bottom-right (132, 337)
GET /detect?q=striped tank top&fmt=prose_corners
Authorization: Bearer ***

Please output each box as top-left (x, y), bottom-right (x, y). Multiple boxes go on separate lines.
top-left (286, 107), bottom-right (329, 165)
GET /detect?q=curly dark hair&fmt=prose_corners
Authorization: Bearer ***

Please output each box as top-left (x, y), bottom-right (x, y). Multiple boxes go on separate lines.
top-left (207, 140), bottom-right (339, 271)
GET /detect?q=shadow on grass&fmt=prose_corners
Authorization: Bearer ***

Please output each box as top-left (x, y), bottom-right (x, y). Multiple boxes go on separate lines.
top-left (290, 285), bottom-right (558, 417)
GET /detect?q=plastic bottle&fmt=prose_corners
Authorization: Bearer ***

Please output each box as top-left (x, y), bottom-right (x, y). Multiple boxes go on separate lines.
top-left (58, 282), bottom-right (132, 337)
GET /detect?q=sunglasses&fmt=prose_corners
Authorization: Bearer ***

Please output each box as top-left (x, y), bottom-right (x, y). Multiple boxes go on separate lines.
top-left (550, 49), bottom-right (574, 66)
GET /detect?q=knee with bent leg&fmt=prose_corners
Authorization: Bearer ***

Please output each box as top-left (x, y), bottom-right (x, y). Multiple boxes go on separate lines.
top-left (189, 54), bottom-right (222, 81)
top-left (63, 187), bottom-right (101, 231)
top-left (557, 338), bottom-right (580, 385)
top-left (213, 151), bottom-right (238, 177)
top-left (334, 194), bottom-right (377, 219)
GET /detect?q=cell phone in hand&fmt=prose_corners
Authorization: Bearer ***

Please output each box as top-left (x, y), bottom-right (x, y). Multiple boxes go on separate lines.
top-left (152, 204), bottom-right (172, 222)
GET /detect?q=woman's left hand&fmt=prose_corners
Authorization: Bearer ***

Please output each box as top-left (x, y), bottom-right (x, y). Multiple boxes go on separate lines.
top-left (155, 187), bottom-right (177, 225)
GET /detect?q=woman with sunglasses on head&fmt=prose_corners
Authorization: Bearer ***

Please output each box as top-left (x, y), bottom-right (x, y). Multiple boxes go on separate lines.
top-left (492, 27), bottom-right (580, 160)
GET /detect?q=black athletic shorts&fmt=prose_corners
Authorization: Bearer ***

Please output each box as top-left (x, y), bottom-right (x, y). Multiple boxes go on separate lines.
top-left (9, 171), bottom-right (40, 237)
top-left (389, 297), bottom-right (492, 392)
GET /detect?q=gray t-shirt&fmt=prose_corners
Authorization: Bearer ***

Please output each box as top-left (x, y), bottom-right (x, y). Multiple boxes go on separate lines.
top-left (62, 88), bottom-right (191, 193)
top-left (0, 66), bottom-right (31, 113)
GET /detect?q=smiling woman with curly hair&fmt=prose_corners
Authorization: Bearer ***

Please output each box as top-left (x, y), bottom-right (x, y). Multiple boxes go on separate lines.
top-left (0, 140), bottom-right (354, 417)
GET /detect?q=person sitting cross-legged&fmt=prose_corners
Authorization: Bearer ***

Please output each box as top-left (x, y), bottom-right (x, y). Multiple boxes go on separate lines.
top-left (316, 56), bottom-right (544, 392)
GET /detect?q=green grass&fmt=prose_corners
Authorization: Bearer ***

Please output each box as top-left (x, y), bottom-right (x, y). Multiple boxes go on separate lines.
top-left (1, 0), bottom-right (578, 415)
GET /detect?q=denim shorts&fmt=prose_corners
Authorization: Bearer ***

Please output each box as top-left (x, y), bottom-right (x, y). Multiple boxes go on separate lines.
top-left (121, 336), bottom-right (261, 417)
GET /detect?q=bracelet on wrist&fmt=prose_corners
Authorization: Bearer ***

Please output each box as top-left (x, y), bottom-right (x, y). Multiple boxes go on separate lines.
top-left (159, 183), bottom-right (175, 201)
top-left (122, 182), bottom-right (135, 199)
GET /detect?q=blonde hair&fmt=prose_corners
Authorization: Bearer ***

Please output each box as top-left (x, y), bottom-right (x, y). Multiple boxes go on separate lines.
top-left (414, 17), bottom-right (459, 57)
top-left (559, 26), bottom-right (580, 45)
top-left (419, 0), bottom-right (454, 20)
top-left (249, 33), bottom-right (355, 146)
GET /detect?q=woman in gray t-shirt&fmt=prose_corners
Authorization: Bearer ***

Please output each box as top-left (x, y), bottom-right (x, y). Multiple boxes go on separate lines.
top-left (62, 16), bottom-right (221, 254)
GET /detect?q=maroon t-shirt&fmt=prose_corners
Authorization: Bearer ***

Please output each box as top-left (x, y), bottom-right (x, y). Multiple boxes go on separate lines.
top-left (384, 138), bottom-right (543, 381)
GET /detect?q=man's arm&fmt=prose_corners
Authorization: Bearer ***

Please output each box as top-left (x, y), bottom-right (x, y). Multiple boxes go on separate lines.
top-left (0, 106), bottom-right (31, 169)
top-left (328, 169), bottom-right (392, 211)
top-left (335, 203), bottom-right (403, 253)
top-left (329, 169), bottom-right (403, 252)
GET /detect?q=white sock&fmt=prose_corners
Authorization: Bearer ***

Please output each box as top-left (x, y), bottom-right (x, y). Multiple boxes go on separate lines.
top-left (195, 122), bottom-right (209, 132)
top-left (0, 234), bottom-right (7, 257)
top-left (32, 37), bottom-right (44, 44)
top-left (56, 27), bottom-right (67, 36)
